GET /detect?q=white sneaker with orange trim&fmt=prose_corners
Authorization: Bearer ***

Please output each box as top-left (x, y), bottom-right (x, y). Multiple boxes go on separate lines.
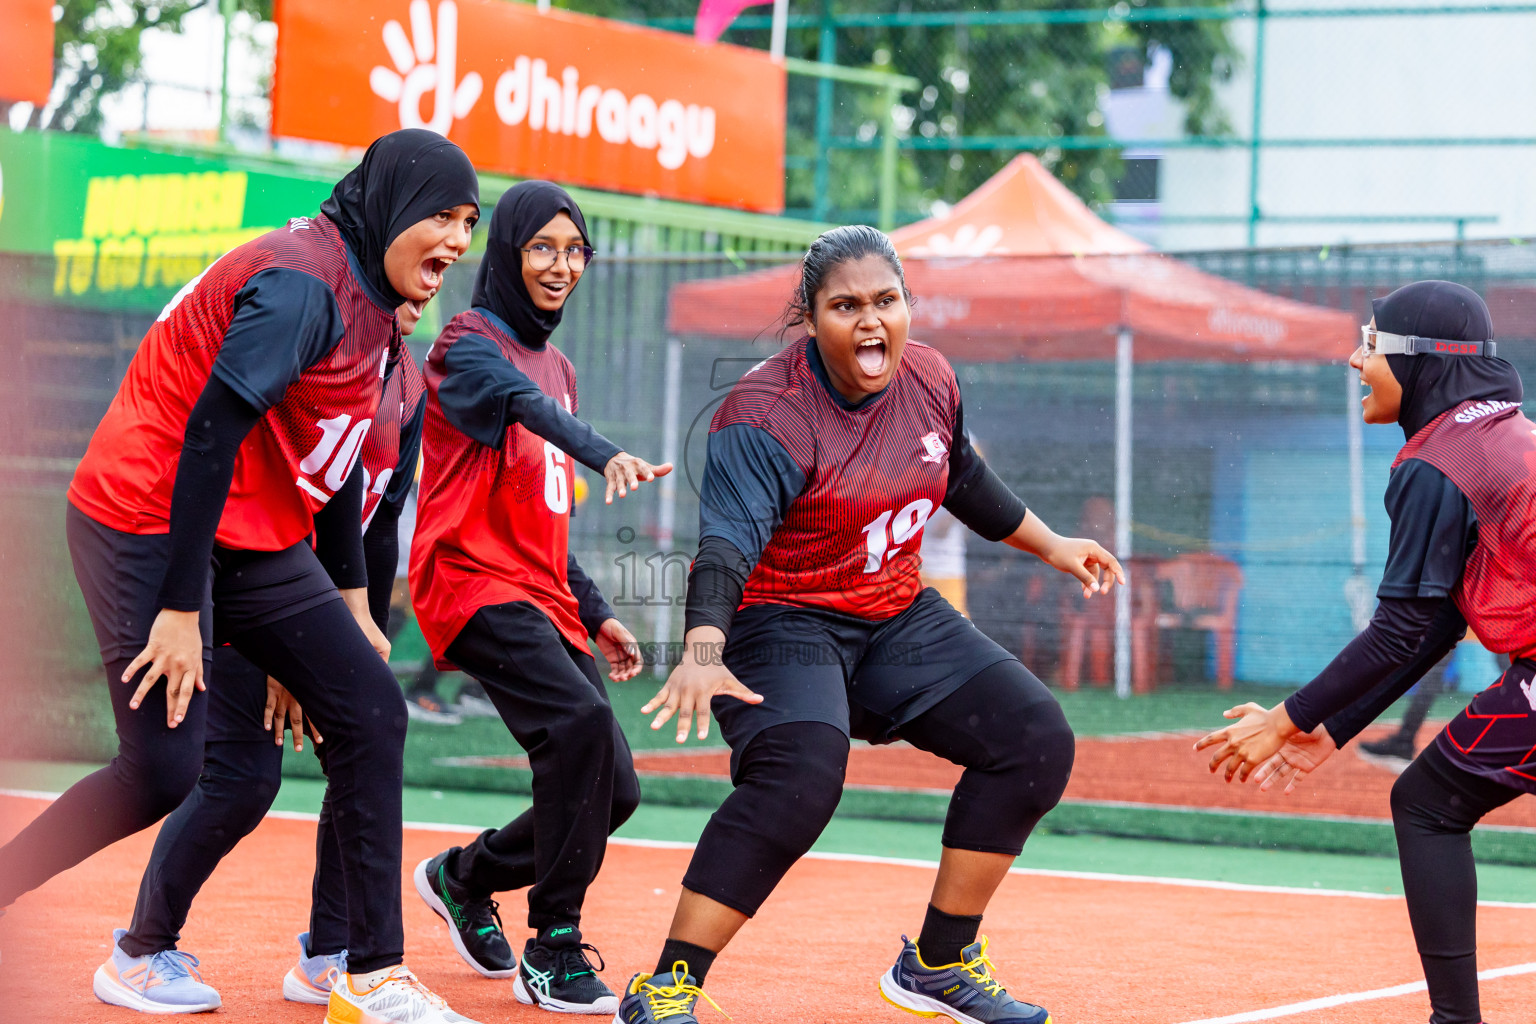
top-left (325, 965), bottom-right (481, 1024)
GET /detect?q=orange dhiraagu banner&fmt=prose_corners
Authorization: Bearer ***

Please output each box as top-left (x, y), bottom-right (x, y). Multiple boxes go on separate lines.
top-left (272, 0), bottom-right (786, 212)
top-left (0, 0), bottom-right (55, 106)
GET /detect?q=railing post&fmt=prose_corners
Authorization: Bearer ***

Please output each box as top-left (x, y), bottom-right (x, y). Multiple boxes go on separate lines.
top-left (812, 0), bottom-right (836, 221)
top-left (1246, 0), bottom-right (1267, 247)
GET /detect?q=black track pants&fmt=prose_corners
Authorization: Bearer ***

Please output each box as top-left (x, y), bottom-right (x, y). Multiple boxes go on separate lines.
top-left (444, 602), bottom-right (640, 931)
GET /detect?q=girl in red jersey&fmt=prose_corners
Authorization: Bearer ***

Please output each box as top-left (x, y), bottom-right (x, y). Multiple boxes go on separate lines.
top-left (615, 225), bottom-right (1123, 1024)
top-left (0, 129), bottom-right (482, 1024)
top-left (1197, 281), bottom-right (1527, 1024)
top-left (409, 181), bottom-right (669, 1015)
top-left (102, 293), bottom-right (434, 1013)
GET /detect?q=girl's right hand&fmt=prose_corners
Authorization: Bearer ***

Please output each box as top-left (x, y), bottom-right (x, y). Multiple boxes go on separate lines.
top-left (122, 608), bottom-right (205, 727)
top-left (603, 452), bottom-right (674, 504)
top-left (643, 629), bottom-right (761, 743)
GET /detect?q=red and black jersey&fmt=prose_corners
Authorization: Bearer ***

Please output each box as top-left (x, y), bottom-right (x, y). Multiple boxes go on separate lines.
top-left (69, 214), bottom-right (398, 551)
top-left (360, 353), bottom-right (426, 530)
top-left (1394, 399), bottom-right (1536, 659)
top-left (410, 310), bottom-right (586, 665)
top-left (709, 339), bottom-right (960, 620)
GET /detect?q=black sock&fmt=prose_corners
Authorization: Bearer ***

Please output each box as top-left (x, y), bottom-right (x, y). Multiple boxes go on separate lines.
top-left (654, 939), bottom-right (717, 985)
top-left (917, 904), bottom-right (982, 967)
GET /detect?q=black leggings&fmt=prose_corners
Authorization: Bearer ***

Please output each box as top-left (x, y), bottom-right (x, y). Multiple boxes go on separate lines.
top-left (0, 509), bottom-right (408, 971)
top-left (682, 659), bottom-right (1074, 917)
top-left (1391, 741), bottom-right (1521, 1024)
top-left (120, 648), bottom-right (350, 959)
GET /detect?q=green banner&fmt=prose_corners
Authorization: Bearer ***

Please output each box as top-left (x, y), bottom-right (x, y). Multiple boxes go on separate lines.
top-left (0, 130), bottom-right (335, 304)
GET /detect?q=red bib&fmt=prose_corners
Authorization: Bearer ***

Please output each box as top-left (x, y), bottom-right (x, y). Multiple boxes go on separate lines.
top-left (713, 339), bottom-right (959, 621)
top-left (69, 214), bottom-right (397, 550)
top-left (1394, 399), bottom-right (1536, 659)
top-left (410, 311), bottom-right (586, 666)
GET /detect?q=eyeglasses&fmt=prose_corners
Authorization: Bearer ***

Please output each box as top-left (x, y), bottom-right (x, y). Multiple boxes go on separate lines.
top-left (1359, 324), bottom-right (1496, 358)
top-left (522, 244), bottom-right (594, 272)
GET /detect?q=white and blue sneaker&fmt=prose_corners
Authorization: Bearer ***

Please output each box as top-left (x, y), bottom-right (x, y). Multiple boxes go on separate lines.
top-left (92, 928), bottom-right (222, 1014)
top-left (283, 931), bottom-right (348, 1004)
top-left (879, 935), bottom-right (1050, 1024)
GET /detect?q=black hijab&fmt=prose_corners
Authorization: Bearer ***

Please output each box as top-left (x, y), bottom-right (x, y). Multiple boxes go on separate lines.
top-left (472, 181), bottom-right (590, 348)
top-left (320, 128), bottom-right (480, 309)
top-left (1375, 280), bottom-right (1523, 439)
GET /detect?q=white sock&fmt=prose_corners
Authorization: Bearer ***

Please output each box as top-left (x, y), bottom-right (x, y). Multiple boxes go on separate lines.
top-left (350, 966), bottom-right (401, 990)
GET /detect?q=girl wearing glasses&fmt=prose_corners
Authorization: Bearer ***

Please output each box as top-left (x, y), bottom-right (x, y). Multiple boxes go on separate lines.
top-left (408, 181), bottom-right (669, 1015)
top-left (1197, 280), bottom-right (1529, 1024)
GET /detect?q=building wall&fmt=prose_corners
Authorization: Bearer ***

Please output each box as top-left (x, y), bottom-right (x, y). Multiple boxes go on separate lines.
top-left (1115, 3), bottom-right (1536, 251)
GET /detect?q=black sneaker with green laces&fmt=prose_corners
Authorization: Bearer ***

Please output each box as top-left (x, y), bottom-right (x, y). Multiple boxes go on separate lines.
top-left (513, 925), bottom-right (618, 1015)
top-left (412, 849), bottom-right (517, 978)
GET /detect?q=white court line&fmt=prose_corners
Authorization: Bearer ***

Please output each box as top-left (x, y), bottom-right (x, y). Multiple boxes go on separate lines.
top-left (9, 789), bottom-right (1536, 909)
top-left (1175, 960), bottom-right (1536, 1024)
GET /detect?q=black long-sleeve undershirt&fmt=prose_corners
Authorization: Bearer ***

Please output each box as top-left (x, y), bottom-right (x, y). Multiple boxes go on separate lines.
top-left (361, 495), bottom-right (402, 632)
top-left (1285, 595), bottom-right (1447, 733)
top-left (1322, 599), bottom-right (1468, 746)
top-left (313, 460), bottom-right (367, 593)
top-left (567, 552), bottom-right (617, 638)
top-left (436, 330), bottom-right (621, 470)
top-left (157, 377), bottom-right (264, 611)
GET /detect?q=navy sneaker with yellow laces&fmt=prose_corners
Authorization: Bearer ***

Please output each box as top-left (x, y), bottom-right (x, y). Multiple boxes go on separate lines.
top-left (613, 964), bottom-right (724, 1024)
top-left (880, 935), bottom-right (1050, 1024)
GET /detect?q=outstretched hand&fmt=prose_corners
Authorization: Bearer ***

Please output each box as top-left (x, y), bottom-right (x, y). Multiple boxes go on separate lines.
top-left (642, 627), bottom-right (761, 743)
top-left (1194, 702), bottom-right (1299, 782)
top-left (604, 453), bottom-right (674, 504)
top-left (1250, 724), bottom-right (1337, 794)
top-left (1044, 536), bottom-right (1126, 599)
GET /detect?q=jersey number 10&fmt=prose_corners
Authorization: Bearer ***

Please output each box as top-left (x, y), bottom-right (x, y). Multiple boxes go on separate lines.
top-left (297, 413), bottom-right (374, 503)
top-left (861, 498), bottom-right (934, 573)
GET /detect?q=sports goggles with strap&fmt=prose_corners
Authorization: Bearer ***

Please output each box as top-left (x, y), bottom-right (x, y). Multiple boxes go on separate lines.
top-left (1360, 325), bottom-right (1497, 358)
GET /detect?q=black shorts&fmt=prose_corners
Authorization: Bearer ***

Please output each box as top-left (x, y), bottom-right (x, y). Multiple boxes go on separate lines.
top-left (712, 587), bottom-right (1016, 774)
top-left (1436, 657), bottom-right (1536, 795)
top-left (67, 502), bottom-right (342, 665)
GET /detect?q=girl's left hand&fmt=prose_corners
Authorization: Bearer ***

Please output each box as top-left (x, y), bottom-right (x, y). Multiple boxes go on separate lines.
top-left (596, 618), bottom-right (643, 681)
top-left (1194, 702), bottom-right (1298, 782)
top-left (1044, 537), bottom-right (1126, 599)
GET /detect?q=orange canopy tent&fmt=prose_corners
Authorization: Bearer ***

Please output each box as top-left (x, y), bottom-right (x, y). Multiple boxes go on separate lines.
top-left (669, 154), bottom-right (1356, 362)
top-left (665, 156), bottom-right (1364, 695)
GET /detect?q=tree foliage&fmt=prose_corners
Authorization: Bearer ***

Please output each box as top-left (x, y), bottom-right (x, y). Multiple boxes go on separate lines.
top-left (4, 0), bottom-right (272, 134)
top-left (563, 0), bottom-right (1238, 220)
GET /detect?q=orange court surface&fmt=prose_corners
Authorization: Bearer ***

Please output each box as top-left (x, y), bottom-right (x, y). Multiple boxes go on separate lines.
top-left (3, 791), bottom-right (1536, 1024)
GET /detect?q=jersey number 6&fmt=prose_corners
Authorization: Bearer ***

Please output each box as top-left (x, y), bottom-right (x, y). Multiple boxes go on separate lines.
top-left (543, 441), bottom-right (570, 514)
top-left (861, 498), bottom-right (934, 573)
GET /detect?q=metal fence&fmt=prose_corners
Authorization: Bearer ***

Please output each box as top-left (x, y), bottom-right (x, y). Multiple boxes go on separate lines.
top-left (13, 239), bottom-right (1536, 769)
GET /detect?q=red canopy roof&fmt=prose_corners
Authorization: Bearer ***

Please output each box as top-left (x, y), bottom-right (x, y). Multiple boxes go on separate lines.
top-left (668, 155), bottom-right (1358, 363)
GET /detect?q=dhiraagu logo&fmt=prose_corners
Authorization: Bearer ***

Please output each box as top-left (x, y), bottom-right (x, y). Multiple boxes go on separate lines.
top-left (370, 0), bottom-right (715, 170)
